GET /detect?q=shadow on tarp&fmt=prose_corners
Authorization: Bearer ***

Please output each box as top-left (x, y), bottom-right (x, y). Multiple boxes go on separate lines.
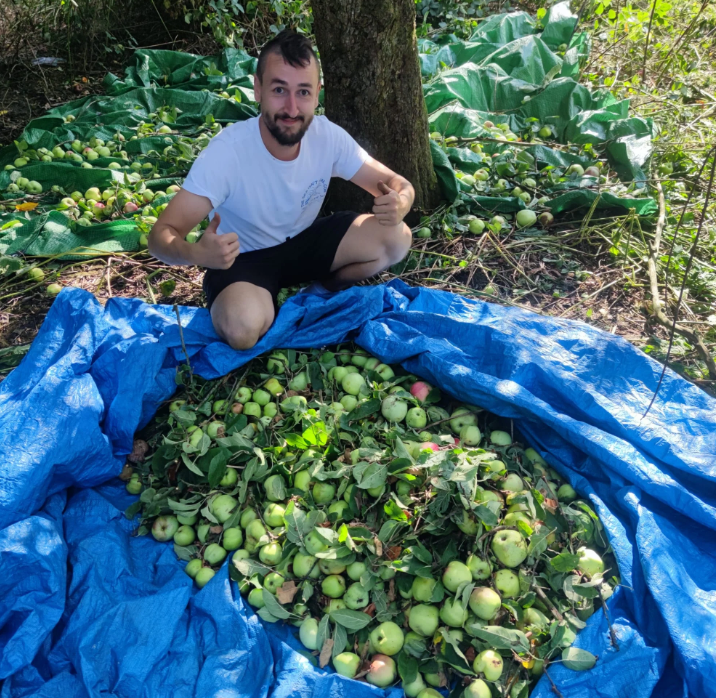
top-left (0, 280), bottom-right (714, 698)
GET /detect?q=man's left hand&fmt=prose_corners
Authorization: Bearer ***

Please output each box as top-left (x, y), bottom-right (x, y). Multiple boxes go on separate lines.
top-left (373, 180), bottom-right (410, 227)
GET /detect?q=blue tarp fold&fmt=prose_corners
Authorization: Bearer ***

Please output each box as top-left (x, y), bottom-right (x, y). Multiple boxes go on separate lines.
top-left (1, 281), bottom-right (714, 698)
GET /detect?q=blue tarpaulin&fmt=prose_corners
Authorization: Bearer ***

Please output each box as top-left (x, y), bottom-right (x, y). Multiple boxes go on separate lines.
top-left (1, 280), bottom-right (714, 698)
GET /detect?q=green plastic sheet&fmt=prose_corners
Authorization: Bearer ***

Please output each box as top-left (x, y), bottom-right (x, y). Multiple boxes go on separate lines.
top-left (0, 2), bottom-right (654, 259)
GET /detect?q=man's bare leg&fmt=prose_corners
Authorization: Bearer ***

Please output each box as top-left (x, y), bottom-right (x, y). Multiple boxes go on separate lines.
top-left (323, 214), bottom-right (412, 291)
top-left (210, 282), bottom-right (275, 350)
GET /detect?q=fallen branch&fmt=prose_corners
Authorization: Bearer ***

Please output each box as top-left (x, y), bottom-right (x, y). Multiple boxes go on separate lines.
top-left (646, 180), bottom-right (716, 380)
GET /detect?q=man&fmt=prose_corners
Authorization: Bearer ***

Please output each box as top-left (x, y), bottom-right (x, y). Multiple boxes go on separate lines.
top-left (148, 29), bottom-right (414, 350)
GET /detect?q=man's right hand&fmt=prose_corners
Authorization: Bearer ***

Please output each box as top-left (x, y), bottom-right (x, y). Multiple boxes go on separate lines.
top-left (192, 213), bottom-right (240, 269)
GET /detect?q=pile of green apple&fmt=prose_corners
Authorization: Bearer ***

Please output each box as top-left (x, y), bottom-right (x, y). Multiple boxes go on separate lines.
top-left (124, 344), bottom-right (616, 697)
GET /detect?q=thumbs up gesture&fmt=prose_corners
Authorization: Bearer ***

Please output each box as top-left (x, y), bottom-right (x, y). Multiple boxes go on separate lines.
top-left (373, 180), bottom-right (408, 227)
top-left (193, 213), bottom-right (240, 269)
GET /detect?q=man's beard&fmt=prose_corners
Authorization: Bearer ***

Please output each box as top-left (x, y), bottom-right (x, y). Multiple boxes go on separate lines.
top-left (262, 110), bottom-right (313, 146)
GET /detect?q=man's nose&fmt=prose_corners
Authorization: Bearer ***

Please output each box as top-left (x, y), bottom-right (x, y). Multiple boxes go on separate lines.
top-left (285, 93), bottom-right (299, 116)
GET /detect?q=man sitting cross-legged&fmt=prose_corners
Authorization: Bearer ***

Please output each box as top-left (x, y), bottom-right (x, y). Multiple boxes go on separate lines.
top-left (148, 29), bottom-right (415, 350)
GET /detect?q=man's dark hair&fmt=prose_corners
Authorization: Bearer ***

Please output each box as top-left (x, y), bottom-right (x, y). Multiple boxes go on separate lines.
top-left (256, 29), bottom-right (320, 84)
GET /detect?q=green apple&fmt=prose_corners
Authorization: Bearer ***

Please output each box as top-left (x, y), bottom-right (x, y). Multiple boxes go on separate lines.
top-left (491, 529), bottom-right (528, 567)
top-left (517, 607), bottom-right (550, 631)
top-left (318, 558), bottom-right (346, 575)
top-left (333, 651), bottom-right (361, 678)
top-left (174, 525), bottom-right (195, 546)
top-left (473, 649), bottom-right (503, 681)
top-left (366, 654), bottom-right (397, 687)
top-left (222, 527), bottom-right (243, 550)
top-left (246, 519), bottom-right (267, 544)
top-left (219, 468), bottom-right (238, 487)
top-left (195, 567), bottom-right (215, 589)
top-left (469, 587), bottom-right (501, 620)
top-left (264, 377), bottom-right (283, 395)
top-left (184, 558), bottom-right (203, 579)
top-left (313, 481), bottom-right (336, 504)
top-left (464, 678), bottom-right (491, 698)
top-left (342, 373), bottom-right (366, 396)
top-left (264, 572), bottom-right (285, 593)
top-left (346, 561), bottom-right (366, 581)
top-left (243, 402), bottom-right (261, 417)
top-left (126, 475), bottom-right (142, 494)
top-left (293, 470), bottom-right (312, 491)
top-left (299, 617), bottom-right (319, 649)
top-left (293, 553), bottom-right (319, 578)
top-left (375, 364), bottom-right (395, 381)
top-left (408, 604), bottom-right (439, 637)
top-left (327, 500), bottom-right (349, 522)
top-left (403, 673), bottom-right (427, 697)
top-left (406, 407), bottom-right (427, 429)
top-left (442, 560), bottom-right (472, 592)
top-left (340, 394), bottom-right (358, 411)
top-left (500, 473), bottom-right (524, 492)
top-left (236, 387), bottom-right (253, 403)
top-left (440, 597), bottom-right (468, 627)
top-left (457, 510), bottom-right (478, 536)
top-left (558, 483), bottom-right (577, 502)
top-left (494, 569), bottom-right (520, 598)
top-left (206, 421), bottom-right (225, 438)
top-left (324, 599), bottom-right (346, 613)
top-left (460, 425), bottom-right (482, 446)
top-left (263, 474), bottom-right (285, 501)
top-left (322, 574), bottom-right (346, 598)
top-left (263, 503), bottom-right (286, 528)
top-left (253, 389), bottom-right (270, 406)
top-left (263, 402), bottom-right (278, 418)
top-left (152, 515), bottom-right (179, 541)
top-left (489, 430), bottom-right (512, 446)
top-left (411, 576), bottom-right (437, 602)
top-left (247, 588), bottom-right (265, 608)
top-left (204, 543), bottom-right (227, 566)
top-left (450, 408), bottom-right (477, 434)
top-left (370, 621), bottom-right (404, 655)
top-left (288, 372), bottom-right (308, 391)
top-left (304, 529), bottom-right (329, 555)
top-left (382, 395), bottom-right (408, 422)
top-left (424, 672), bottom-right (443, 687)
top-left (577, 547), bottom-right (605, 578)
top-left (240, 508), bottom-right (258, 528)
top-left (344, 582), bottom-right (370, 609)
top-left (466, 554), bottom-right (491, 580)
top-left (417, 690), bottom-right (443, 698)
top-left (211, 494), bottom-right (238, 523)
top-left (259, 542), bottom-right (283, 565)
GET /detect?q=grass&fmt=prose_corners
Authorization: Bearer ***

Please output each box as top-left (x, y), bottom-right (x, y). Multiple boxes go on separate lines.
top-left (0, 0), bottom-right (714, 397)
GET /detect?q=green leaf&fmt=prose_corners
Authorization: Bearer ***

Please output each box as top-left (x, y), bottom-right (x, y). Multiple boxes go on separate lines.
top-left (346, 398), bottom-right (381, 422)
top-left (207, 450), bottom-right (229, 487)
top-left (317, 614), bottom-right (331, 649)
top-left (550, 552), bottom-right (581, 572)
top-left (332, 623), bottom-right (347, 660)
top-left (469, 625), bottom-right (530, 652)
top-left (261, 590), bottom-right (292, 619)
top-left (215, 432), bottom-right (255, 451)
top-left (355, 462), bottom-right (388, 490)
top-left (124, 500), bottom-right (142, 520)
top-left (233, 557), bottom-right (271, 577)
top-left (173, 544), bottom-right (196, 561)
top-left (256, 606), bottom-right (279, 623)
top-left (302, 421), bottom-right (329, 446)
top-left (527, 526), bottom-right (552, 557)
top-left (329, 609), bottom-right (373, 630)
top-left (181, 453), bottom-right (205, 477)
top-left (561, 647), bottom-right (597, 671)
top-left (284, 433), bottom-right (309, 449)
top-left (398, 651), bottom-right (419, 685)
top-left (473, 504), bottom-right (499, 526)
top-left (411, 542), bottom-right (433, 565)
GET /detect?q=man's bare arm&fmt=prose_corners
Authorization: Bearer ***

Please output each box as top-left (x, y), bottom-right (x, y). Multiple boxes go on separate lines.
top-left (148, 189), bottom-right (239, 270)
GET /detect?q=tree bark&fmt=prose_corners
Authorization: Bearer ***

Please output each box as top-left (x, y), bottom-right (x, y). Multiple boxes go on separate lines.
top-left (310, 0), bottom-right (442, 226)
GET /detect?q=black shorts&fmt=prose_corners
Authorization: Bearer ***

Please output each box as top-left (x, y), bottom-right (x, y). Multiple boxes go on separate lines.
top-left (203, 210), bottom-right (360, 311)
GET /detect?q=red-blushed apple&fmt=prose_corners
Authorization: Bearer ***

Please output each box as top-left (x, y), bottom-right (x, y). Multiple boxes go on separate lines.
top-left (366, 654), bottom-right (397, 687)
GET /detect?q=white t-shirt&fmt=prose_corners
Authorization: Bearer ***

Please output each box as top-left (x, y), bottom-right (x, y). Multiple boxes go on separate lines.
top-left (181, 115), bottom-right (371, 252)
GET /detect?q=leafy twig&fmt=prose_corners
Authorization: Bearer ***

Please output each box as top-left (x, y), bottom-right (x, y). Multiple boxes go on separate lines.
top-left (173, 303), bottom-right (194, 383)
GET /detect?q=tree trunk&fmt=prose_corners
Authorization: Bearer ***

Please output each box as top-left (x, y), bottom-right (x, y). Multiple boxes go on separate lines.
top-left (310, 0), bottom-right (442, 226)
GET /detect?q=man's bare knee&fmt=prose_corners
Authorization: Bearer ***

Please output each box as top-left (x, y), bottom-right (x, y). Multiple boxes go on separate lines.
top-left (215, 317), bottom-right (266, 350)
top-left (383, 222), bottom-right (412, 264)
